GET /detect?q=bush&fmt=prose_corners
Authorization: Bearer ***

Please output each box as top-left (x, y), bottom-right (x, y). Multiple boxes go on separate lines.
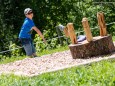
top-left (34, 30), bottom-right (68, 52)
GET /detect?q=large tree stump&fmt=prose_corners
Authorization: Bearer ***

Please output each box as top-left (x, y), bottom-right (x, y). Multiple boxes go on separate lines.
top-left (69, 35), bottom-right (115, 59)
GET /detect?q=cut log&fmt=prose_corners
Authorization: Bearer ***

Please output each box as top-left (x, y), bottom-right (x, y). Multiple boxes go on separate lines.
top-left (69, 35), bottom-right (115, 59)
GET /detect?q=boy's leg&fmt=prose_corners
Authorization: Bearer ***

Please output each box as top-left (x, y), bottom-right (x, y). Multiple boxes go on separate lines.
top-left (23, 43), bottom-right (33, 58)
top-left (31, 42), bottom-right (38, 57)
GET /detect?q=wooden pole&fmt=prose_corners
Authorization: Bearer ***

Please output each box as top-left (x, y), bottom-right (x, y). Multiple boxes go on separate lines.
top-left (67, 23), bottom-right (77, 44)
top-left (82, 17), bottom-right (93, 42)
top-left (56, 27), bottom-right (63, 45)
top-left (97, 12), bottom-right (107, 36)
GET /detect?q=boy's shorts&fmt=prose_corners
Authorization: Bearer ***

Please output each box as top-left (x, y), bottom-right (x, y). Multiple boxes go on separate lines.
top-left (20, 38), bottom-right (36, 56)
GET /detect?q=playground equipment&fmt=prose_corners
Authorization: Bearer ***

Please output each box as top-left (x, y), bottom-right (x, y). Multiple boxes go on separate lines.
top-left (57, 12), bottom-right (115, 59)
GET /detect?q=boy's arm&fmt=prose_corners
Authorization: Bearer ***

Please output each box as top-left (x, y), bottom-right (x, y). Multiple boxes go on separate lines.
top-left (32, 26), bottom-right (46, 43)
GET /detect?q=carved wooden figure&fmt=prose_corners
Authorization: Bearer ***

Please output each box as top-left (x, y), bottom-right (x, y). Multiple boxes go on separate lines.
top-left (66, 23), bottom-right (77, 44)
top-left (97, 12), bottom-right (107, 36)
top-left (82, 17), bottom-right (93, 42)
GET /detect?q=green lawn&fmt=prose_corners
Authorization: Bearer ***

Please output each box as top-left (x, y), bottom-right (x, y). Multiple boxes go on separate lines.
top-left (0, 60), bottom-right (115, 86)
top-left (112, 36), bottom-right (115, 41)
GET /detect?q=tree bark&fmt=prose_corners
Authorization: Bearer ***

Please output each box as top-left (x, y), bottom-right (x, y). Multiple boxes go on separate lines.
top-left (69, 35), bottom-right (115, 59)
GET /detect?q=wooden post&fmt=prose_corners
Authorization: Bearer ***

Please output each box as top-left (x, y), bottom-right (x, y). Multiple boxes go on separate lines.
top-left (56, 27), bottom-right (63, 46)
top-left (67, 23), bottom-right (77, 44)
top-left (82, 18), bottom-right (93, 42)
top-left (97, 12), bottom-right (107, 36)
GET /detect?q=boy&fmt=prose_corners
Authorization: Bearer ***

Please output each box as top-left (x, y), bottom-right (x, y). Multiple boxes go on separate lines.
top-left (19, 8), bottom-right (46, 58)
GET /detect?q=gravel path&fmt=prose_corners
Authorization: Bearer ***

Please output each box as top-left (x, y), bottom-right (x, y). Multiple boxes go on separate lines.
top-left (0, 50), bottom-right (115, 77)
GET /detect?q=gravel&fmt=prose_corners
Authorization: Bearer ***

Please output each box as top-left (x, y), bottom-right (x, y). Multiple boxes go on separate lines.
top-left (0, 50), bottom-right (115, 77)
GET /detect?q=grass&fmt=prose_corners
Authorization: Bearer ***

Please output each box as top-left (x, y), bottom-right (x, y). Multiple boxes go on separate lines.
top-left (0, 60), bottom-right (115, 86)
top-left (0, 45), bottom-right (69, 64)
top-left (38, 45), bottom-right (69, 56)
top-left (112, 36), bottom-right (115, 41)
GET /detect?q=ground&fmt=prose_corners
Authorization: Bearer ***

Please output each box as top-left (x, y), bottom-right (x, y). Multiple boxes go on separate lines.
top-left (0, 50), bottom-right (115, 77)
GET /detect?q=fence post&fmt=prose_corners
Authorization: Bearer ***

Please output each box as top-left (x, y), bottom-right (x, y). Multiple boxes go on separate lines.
top-left (56, 27), bottom-right (63, 46)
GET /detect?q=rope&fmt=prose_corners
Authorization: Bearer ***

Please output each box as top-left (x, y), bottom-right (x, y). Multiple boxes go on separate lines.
top-left (0, 22), bottom-right (115, 54)
top-left (0, 47), bottom-right (22, 54)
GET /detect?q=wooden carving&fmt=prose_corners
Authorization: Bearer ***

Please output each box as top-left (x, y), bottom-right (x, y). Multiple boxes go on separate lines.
top-left (82, 17), bottom-right (93, 42)
top-left (67, 23), bottom-right (77, 44)
top-left (97, 12), bottom-right (107, 36)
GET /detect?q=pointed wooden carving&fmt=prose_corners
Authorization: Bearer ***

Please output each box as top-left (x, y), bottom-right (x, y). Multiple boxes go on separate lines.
top-left (67, 23), bottom-right (77, 44)
top-left (97, 12), bottom-right (107, 36)
top-left (82, 17), bottom-right (93, 42)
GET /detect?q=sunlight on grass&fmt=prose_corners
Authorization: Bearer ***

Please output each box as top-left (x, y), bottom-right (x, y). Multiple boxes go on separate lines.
top-left (38, 45), bottom-right (69, 56)
top-left (112, 36), bottom-right (115, 41)
top-left (0, 55), bottom-right (26, 64)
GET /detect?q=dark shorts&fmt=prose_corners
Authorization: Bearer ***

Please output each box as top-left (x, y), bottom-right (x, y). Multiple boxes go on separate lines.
top-left (20, 38), bottom-right (36, 56)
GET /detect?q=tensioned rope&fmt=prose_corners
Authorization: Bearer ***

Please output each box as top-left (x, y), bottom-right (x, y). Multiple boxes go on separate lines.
top-left (0, 22), bottom-right (115, 54)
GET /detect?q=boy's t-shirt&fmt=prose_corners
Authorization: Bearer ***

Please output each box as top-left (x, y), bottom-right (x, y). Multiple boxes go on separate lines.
top-left (19, 18), bottom-right (35, 39)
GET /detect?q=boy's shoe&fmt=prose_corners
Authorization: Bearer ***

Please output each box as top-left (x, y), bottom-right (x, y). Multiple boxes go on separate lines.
top-left (28, 55), bottom-right (34, 58)
top-left (33, 55), bottom-right (38, 57)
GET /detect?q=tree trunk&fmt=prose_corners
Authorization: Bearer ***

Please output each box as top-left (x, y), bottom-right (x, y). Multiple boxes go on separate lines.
top-left (69, 35), bottom-right (115, 59)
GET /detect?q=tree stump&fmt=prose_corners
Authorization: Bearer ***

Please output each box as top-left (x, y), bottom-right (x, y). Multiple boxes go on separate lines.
top-left (69, 35), bottom-right (115, 59)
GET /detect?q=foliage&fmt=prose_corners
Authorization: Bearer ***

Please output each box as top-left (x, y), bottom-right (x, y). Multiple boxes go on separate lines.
top-left (0, 0), bottom-right (115, 57)
top-left (34, 30), bottom-right (68, 52)
top-left (9, 41), bottom-right (23, 56)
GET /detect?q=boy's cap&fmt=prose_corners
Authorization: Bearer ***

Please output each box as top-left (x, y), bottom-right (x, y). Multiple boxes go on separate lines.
top-left (24, 8), bottom-right (32, 15)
